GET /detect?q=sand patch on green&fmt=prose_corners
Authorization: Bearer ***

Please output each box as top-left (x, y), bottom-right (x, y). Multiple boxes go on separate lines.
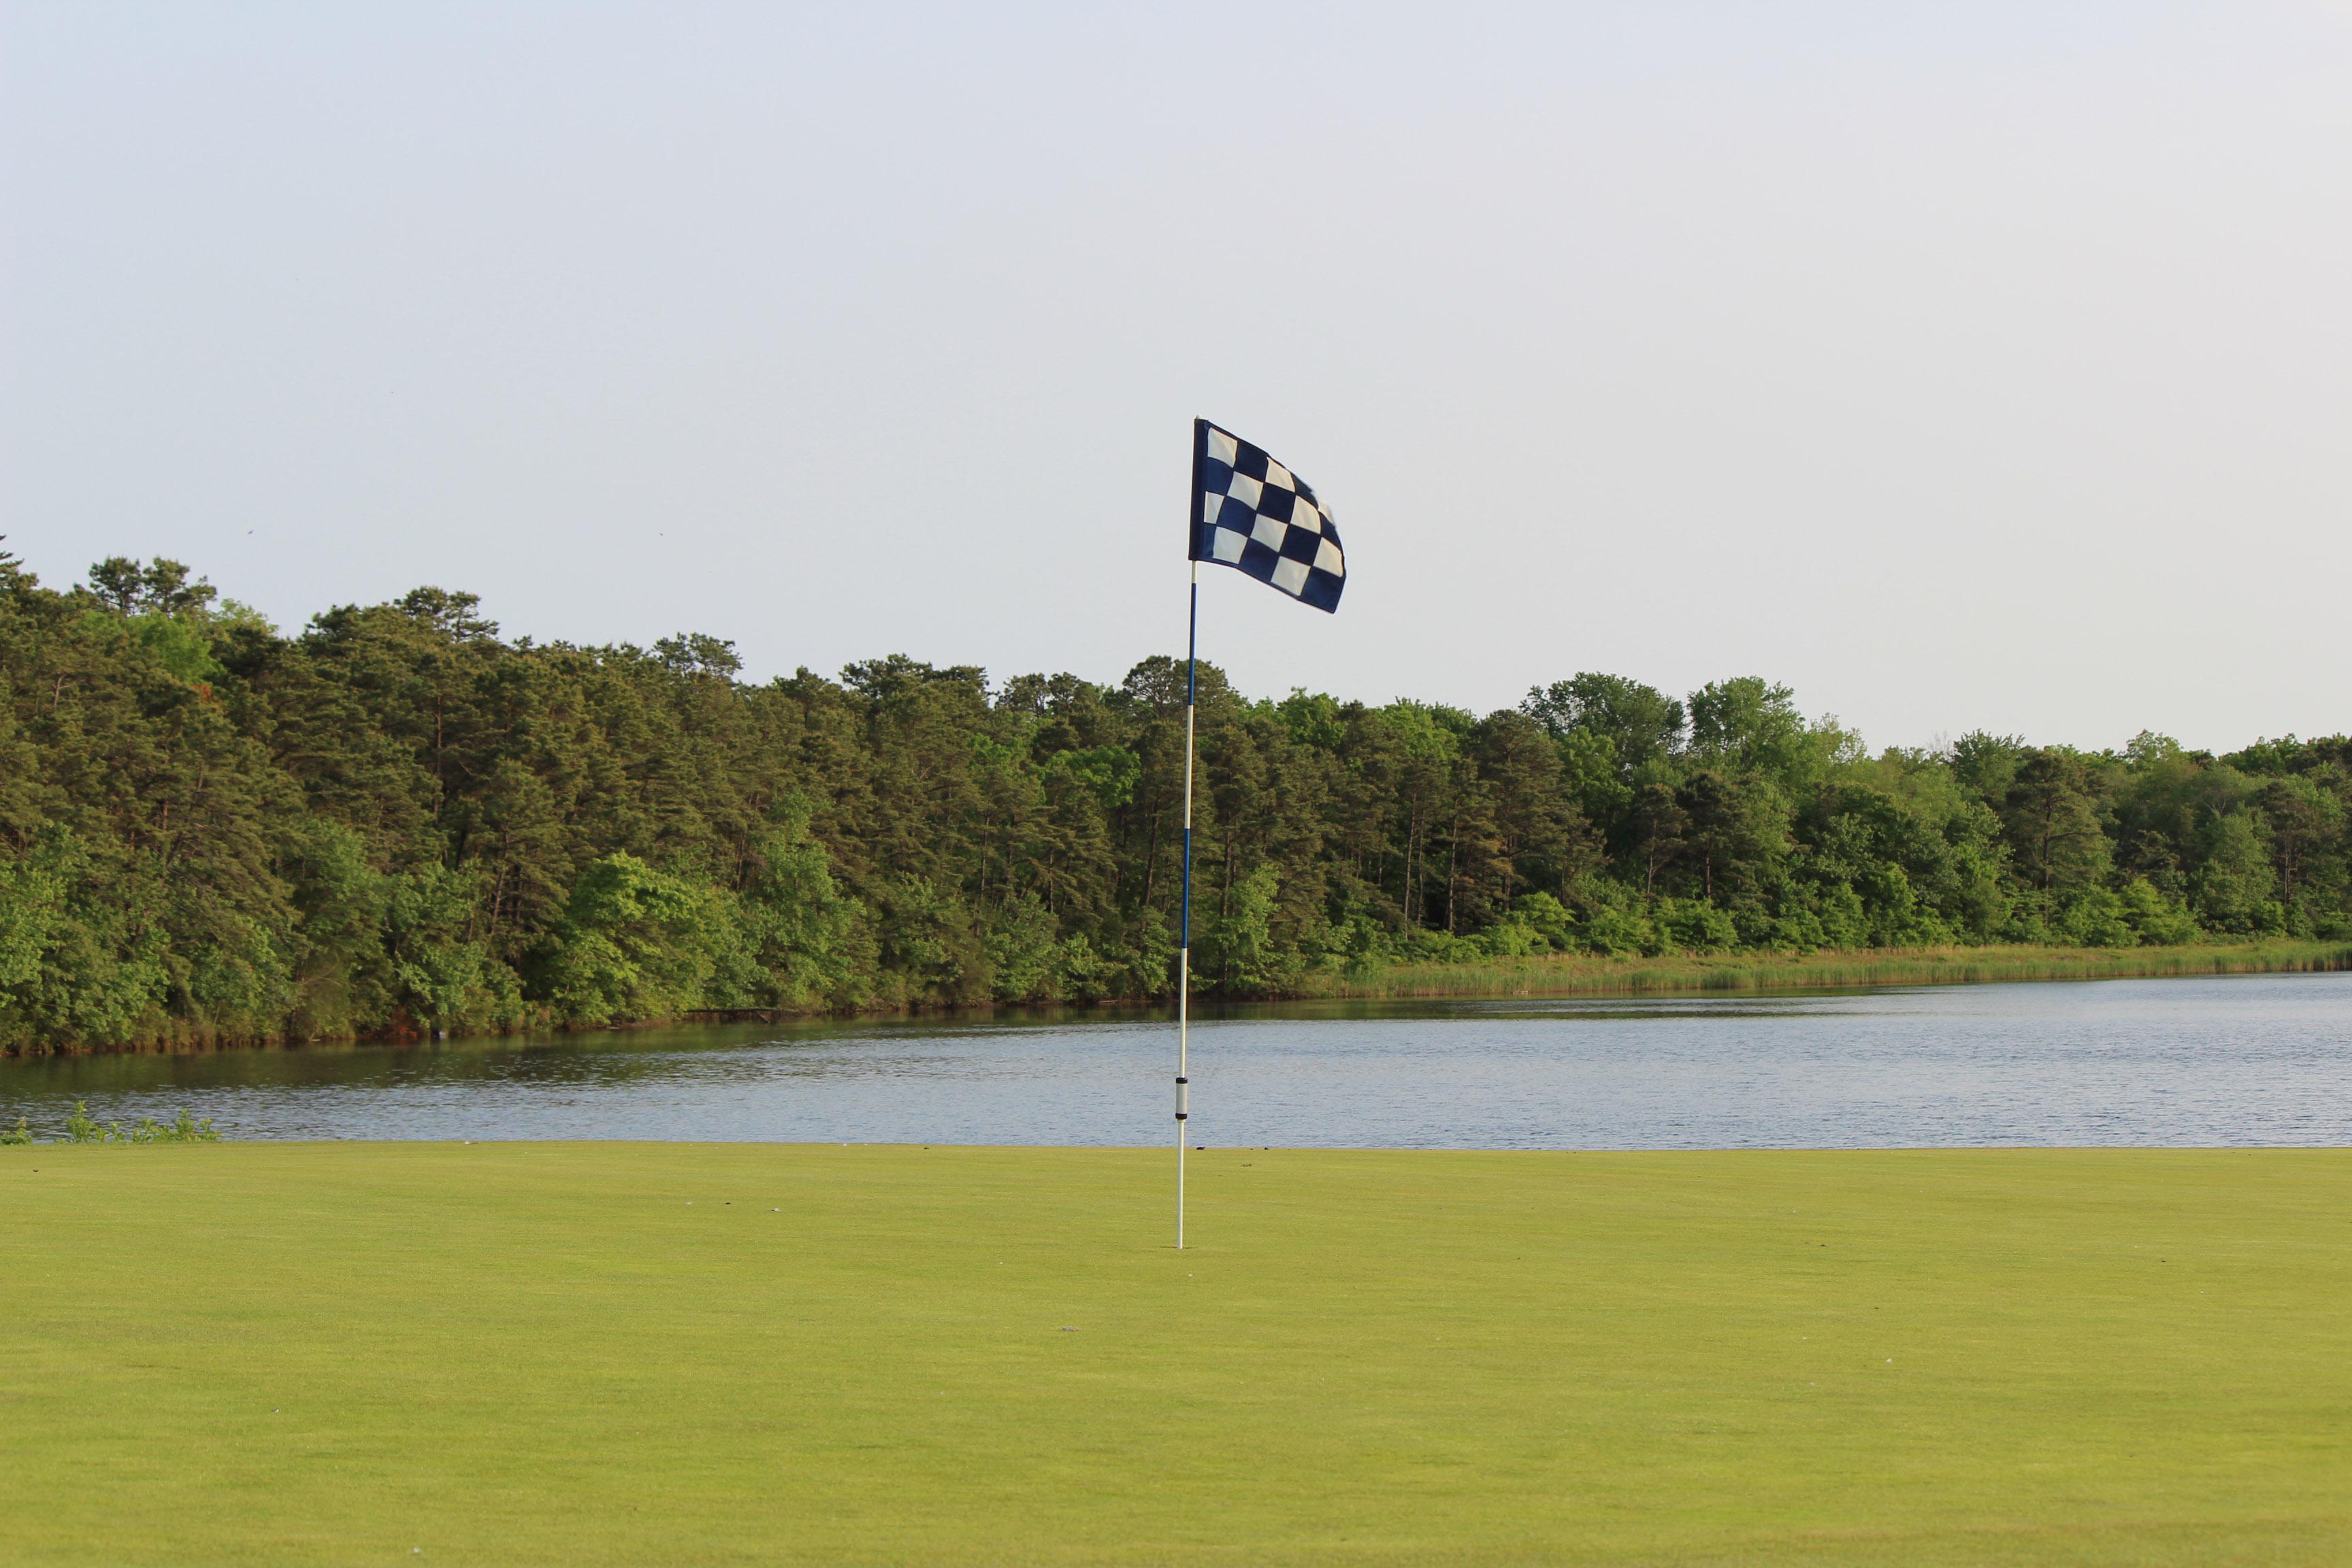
top-left (3, 1143), bottom-right (2347, 1565)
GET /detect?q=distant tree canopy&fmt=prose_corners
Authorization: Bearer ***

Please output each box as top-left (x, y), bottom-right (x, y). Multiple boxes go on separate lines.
top-left (1, 546), bottom-right (2347, 1048)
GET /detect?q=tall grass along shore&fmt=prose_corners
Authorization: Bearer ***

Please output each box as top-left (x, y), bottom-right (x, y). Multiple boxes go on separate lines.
top-left (7, 941), bottom-right (2346, 1055)
top-left (1290, 938), bottom-right (2352, 1002)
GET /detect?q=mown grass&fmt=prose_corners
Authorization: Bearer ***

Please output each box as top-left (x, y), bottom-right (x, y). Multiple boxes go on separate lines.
top-left (1292, 938), bottom-right (2352, 1002)
top-left (3, 1142), bottom-right (2349, 1565)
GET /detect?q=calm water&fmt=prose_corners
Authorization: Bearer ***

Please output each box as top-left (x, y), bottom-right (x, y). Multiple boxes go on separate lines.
top-left (3, 973), bottom-right (2349, 1149)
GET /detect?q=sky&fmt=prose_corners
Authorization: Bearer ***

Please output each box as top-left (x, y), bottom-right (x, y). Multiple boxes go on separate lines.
top-left (3, 1), bottom-right (2348, 753)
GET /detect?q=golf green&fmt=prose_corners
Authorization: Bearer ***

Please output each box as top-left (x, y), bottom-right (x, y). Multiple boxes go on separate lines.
top-left (3, 1143), bottom-right (2347, 1565)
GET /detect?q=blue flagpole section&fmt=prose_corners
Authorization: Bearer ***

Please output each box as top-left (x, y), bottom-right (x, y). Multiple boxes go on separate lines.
top-left (1176, 559), bottom-right (1196, 1250)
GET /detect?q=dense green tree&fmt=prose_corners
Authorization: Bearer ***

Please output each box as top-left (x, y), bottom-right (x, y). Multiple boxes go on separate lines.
top-left (2000, 749), bottom-right (2112, 895)
top-left (1522, 673), bottom-right (1684, 775)
top-left (2, 553), bottom-right (2349, 1049)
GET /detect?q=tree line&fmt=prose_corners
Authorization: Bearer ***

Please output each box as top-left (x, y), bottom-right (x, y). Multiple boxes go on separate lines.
top-left (2, 546), bottom-right (2346, 1049)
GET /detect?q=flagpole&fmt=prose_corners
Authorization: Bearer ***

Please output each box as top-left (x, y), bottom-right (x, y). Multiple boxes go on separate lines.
top-left (1177, 559), bottom-right (1196, 1250)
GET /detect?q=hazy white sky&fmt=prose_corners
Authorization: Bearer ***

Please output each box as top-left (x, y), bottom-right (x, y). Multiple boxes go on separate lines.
top-left (4, 2), bottom-right (2348, 751)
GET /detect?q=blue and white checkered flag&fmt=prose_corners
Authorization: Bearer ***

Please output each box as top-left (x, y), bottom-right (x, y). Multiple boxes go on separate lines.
top-left (1190, 419), bottom-right (1345, 612)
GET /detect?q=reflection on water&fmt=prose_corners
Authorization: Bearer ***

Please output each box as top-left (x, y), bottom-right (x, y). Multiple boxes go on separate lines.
top-left (2, 973), bottom-right (2349, 1149)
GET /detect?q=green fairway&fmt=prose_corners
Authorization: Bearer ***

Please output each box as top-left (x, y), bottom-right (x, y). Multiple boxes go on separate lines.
top-left (3, 1145), bottom-right (2347, 1565)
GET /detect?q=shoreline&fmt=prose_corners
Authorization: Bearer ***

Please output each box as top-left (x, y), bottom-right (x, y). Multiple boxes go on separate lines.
top-left (5, 939), bottom-right (2347, 1058)
top-left (1271, 938), bottom-right (2352, 1002)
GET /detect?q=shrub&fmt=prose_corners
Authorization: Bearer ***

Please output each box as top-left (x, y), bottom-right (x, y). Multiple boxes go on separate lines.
top-left (2054, 887), bottom-right (2136, 948)
top-left (1579, 905), bottom-right (1654, 957)
top-left (1512, 893), bottom-right (1576, 951)
top-left (56, 1101), bottom-right (221, 1144)
top-left (1655, 898), bottom-right (1737, 954)
top-left (1472, 916), bottom-right (1547, 959)
top-left (2117, 877), bottom-right (2200, 946)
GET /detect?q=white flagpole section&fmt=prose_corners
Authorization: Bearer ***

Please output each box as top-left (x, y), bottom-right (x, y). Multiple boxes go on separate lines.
top-left (1177, 559), bottom-right (1197, 1250)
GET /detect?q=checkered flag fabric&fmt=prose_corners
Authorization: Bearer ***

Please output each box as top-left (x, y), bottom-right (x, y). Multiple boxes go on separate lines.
top-left (1190, 420), bottom-right (1345, 612)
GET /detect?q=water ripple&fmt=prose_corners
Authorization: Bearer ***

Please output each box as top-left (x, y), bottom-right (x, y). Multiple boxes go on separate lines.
top-left (2, 972), bottom-right (2348, 1148)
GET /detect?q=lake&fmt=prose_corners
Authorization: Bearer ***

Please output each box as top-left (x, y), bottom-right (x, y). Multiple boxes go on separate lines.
top-left (3, 971), bottom-right (2349, 1148)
